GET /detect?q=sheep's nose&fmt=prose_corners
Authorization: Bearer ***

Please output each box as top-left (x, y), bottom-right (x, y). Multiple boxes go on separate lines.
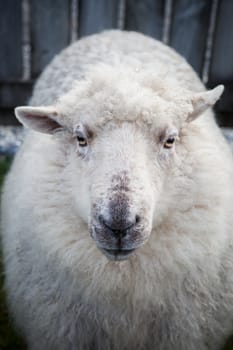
top-left (98, 215), bottom-right (141, 238)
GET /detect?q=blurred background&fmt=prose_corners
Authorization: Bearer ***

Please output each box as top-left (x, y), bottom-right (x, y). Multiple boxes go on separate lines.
top-left (0, 1), bottom-right (233, 349)
top-left (0, 0), bottom-right (233, 128)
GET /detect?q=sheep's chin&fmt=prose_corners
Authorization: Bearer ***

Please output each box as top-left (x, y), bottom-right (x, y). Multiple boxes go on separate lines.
top-left (99, 247), bottom-right (136, 261)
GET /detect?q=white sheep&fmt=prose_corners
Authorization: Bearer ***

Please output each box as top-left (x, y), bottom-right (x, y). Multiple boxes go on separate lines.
top-left (1, 30), bottom-right (233, 350)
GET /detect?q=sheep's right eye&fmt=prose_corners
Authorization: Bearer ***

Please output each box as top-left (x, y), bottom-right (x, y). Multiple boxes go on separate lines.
top-left (164, 137), bottom-right (175, 149)
top-left (77, 135), bottom-right (88, 147)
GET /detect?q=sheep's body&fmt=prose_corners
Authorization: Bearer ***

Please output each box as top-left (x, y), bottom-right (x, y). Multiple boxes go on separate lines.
top-left (1, 30), bottom-right (233, 350)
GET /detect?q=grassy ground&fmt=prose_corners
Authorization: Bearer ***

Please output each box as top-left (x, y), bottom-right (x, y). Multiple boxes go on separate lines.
top-left (0, 156), bottom-right (233, 350)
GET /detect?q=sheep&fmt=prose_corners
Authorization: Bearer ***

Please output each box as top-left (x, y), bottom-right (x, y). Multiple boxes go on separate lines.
top-left (1, 29), bottom-right (233, 350)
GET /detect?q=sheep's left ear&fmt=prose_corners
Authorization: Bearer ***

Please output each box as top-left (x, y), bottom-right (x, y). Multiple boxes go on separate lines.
top-left (187, 85), bottom-right (224, 122)
top-left (15, 106), bottom-right (62, 134)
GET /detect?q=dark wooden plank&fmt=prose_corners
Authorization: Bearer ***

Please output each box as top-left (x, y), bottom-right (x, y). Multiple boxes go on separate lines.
top-left (209, 0), bottom-right (233, 84)
top-left (0, 109), bottom-right (20, 125)
top-left (211, 85), bottom-right (233, 114)
top-left (31, 0), bottom-right (70, 78)
top-left (170, 0), bottom-right (212, 75)
top-left (0, 82), bottom-right (33, 108)
top-left (0, 0), bottom-right (22, 80)
top-left (216, 112), bottom-right (233, 127)
top-left (79, 0), bottom-right (119, 37)
top-left (125, 0), bottom-right (164, 40)
top-left (208, 1), bottom-right (233, 113)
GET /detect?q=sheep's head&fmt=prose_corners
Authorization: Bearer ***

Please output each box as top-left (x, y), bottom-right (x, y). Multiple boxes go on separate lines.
top-left (15, 66), bottom-right (224, 261)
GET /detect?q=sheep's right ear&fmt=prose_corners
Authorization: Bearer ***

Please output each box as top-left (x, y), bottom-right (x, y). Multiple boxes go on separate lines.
top-left (187, 85), bottom-right (224, 122)
top-left (15, 106), bottom-right (62, 134)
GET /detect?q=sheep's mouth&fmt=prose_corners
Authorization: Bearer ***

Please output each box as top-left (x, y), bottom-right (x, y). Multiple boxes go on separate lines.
top-left (101, 248), bottom-right (136, 261)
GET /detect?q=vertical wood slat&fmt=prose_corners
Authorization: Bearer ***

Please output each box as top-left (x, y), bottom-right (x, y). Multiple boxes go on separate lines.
top-left (125, 0), bottom-right (164, 40)
top-left (117, 0), bottom-right (126, 30)
top-left (208, 0), bottom-right (233, 84)
top-left (22, 0), bottom-right (31, 81)
top-left (31, 0), bottom-right (70, 79)
top-left (70, 0), bottom-right (79, 42)
top-left (79, 0), bottom-right (119, 37)
top-left (170, 0), bottom-right (212, 75)
top-left (0, 0), bottom-right (22, 80)
top-left (208, 0), bottom-right (233, 113)
top-left (162, 0), bottom-right (173, 44)
top-left (202, 0), bottom-right (219, 84)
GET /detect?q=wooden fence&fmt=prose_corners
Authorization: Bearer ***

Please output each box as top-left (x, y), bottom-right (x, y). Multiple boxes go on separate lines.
top-left (0, 0), bottom-right (233, 126)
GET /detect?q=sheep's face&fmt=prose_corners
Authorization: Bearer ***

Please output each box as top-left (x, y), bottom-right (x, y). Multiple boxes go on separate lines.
top-left (78, 121), bottom-right (176, 261)
top-left (15, 67), bottom-right (223, 261)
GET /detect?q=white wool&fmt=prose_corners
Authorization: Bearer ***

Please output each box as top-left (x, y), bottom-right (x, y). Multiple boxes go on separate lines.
top-left (1, 30), bottom-right (233, 350)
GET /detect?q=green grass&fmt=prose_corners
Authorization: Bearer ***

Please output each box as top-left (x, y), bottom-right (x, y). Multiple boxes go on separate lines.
top-left (0, 156), bottom-right (232, 350)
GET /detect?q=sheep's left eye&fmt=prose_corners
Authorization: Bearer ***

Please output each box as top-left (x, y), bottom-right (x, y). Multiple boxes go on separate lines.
top-left (77, 136), bottom-right (88, 147)
top-left (164, 137), bottom-right (175, 149)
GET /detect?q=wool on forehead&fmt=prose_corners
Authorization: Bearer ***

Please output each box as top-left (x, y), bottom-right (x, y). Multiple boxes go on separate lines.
top-left (56, 63), bottom-right (193, 128)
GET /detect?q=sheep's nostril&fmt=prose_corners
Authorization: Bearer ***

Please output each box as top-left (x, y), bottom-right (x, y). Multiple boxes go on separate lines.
top-left (98, 214), bottom-right (140, 238)
top-left (98, 215), bottom-right (106, 227)
top-left (135, 215), bottom-right (141, 224)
